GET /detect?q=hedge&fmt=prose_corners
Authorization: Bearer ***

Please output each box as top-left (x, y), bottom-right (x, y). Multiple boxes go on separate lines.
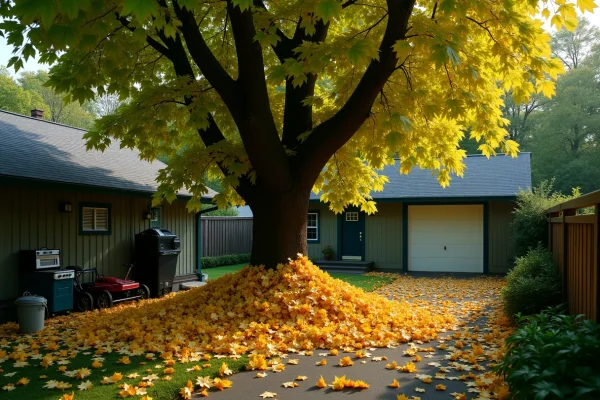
top-left (201, 253), bottom-right (251, 269)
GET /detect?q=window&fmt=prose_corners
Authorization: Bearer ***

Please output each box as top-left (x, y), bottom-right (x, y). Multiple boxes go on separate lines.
top-left (80, 203), bottom-right (111, 234)
top-left (150, 207), bottom-right (162, 228)
top-left (307, 212), bottom-right (319, 242)
top-left (346, 211), bottom-right (359, 221)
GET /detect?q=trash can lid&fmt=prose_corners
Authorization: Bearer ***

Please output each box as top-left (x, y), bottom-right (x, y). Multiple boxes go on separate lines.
top-left (14, 295), bottom-right (47, 306)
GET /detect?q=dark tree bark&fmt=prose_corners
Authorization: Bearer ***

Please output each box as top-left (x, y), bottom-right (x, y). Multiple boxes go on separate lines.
top-left (248, 188), bottom-right (311, 267)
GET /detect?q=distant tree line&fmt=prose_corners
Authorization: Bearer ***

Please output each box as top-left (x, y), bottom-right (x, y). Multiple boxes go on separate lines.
top-left (461, 17), bottom-right (600, 195)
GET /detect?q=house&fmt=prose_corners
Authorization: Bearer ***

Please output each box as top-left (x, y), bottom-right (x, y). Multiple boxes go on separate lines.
top-left (307, 154), bottom-right (532, 274)
top-left (0, 110), bottom-right (216, 310)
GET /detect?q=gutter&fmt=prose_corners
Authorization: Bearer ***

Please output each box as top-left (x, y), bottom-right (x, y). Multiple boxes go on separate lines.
top-left (196, 206), bottom-right (219, 280)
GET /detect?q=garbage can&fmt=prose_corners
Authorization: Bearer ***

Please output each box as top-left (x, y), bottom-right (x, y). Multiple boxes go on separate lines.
top-left (134, 228), bottom-right (182, 297)
top-left (14, 295), bottom-right (47, 333)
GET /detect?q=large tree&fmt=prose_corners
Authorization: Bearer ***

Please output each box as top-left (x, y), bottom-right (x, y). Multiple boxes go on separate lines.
top-left (0, 0), bottom-right (584, 267)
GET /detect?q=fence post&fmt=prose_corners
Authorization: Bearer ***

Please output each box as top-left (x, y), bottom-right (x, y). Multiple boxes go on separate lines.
top-left (562, 209), bottom-right (576, 305)
top-left (595, 204), bottom-right (599, 322)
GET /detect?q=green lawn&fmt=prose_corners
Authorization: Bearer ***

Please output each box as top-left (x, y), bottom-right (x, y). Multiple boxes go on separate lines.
top-left (203, 264), bottom-right (397, 292)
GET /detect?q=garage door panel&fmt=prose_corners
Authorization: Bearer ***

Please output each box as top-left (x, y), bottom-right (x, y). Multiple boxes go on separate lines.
top-left (408, 205), bottom-right (484, 273)
top-left (410, 244), bottom-right (483, 259)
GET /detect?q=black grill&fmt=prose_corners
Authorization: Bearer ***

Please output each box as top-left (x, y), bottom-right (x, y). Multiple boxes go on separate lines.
top-left (134, 228), bottom-right (182, 297)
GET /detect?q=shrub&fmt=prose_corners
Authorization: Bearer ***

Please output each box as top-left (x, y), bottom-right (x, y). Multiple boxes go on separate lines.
top-left (495, 307), bottom-right (600, 400)
top-left (501, 246), bottom-right (561, 317)
top-left (512, 181), bottom-right (580, 258)
top-left (201, 253), bottom-right (251, 269)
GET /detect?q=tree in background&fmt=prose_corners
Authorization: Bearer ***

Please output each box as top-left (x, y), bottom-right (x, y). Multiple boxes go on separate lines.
top-left (18, 70), bottom-right (94, 128)
top-left (90, 93), bottom-right (124, 117)
top-left (0, 66), bottom-right (47, 115)
top-left (0, 0), bottom-right (579, 267)
top-left (551, 16), bottom-right (600, 70)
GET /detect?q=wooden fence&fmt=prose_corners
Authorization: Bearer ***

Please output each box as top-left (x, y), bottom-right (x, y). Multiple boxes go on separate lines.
top-left (201, 217), bottom-right (253, 257)
top-left (546, 190), bottom-right (600, 322)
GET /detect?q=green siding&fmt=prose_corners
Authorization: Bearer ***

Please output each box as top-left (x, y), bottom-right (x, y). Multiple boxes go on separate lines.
top-left (488, 200), bottom-right (516, 273)
top-left (0, 181), bottom-right (196, 301)
top-left (365, 203), bottom-right (403, 271)
top-left (307, 203), bottom-right (337, 260)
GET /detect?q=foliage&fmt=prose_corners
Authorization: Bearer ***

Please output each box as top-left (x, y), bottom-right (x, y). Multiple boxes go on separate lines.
top-left (201, 253), bottom-right (250, 269)
top-left (18, 70), bottom-right (95, 128)
top-left (551, 16), bottom-right (600, 70)
top-left (0, 66), bottom-right (47, 115)
top-left (0, 0), bottom-right (580, 215)
top-left (321, 245), bottom-right (334, 256)
top-left (501, 247), bottom-right (561, 317)
top-left (495, 307), bottom-right (600, 399)
top-left (512, 181), bottom-right (580, 258)
top-left (200, 204), bottom-right (239, 216)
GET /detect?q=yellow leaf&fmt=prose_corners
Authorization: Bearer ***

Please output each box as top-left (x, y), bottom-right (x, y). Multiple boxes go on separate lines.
top-left (316, 375), bottom-right (327, 388)
top-left (577, 0), bottom-right (597, 12)
top-left (389, 378), bottom-right (400, 388)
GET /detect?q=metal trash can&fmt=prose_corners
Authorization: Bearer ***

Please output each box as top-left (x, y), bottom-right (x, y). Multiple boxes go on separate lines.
top-left (134, 228), bottom-right (182, 297)
top-left (14, 295), bottom-right (47, 333)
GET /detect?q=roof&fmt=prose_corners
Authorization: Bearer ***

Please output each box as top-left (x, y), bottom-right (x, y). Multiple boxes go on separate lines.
top-left (310, 153), bottom-right (531, 201)
top-left (0, 110), bottom-right (217, 199)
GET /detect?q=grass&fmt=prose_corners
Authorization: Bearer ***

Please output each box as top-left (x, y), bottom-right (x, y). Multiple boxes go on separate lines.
top-left (204, 264), bottom-right (397, 292)
top-left (1, 264), bottom-right (397, 399)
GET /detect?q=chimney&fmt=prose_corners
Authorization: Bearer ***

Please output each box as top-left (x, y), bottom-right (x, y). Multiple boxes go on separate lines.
top-left (30, 109), bottom-right (44, 119)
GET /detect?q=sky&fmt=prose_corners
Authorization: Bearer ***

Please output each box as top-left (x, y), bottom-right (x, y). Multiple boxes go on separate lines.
top-left (1, 6), bottom-right (600, 77)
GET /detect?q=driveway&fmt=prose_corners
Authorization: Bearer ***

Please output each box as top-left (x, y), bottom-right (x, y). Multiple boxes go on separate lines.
top-left (194, 274), bottom-right (511, 400)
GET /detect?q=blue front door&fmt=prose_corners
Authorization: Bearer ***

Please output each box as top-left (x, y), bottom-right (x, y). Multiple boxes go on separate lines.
top-left (341, 209), bottom-right (365, 260)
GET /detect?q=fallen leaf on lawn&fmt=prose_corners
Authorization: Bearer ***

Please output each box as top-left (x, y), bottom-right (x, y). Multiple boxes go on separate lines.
top-left (56, 381), bottom-right (73, 390)
top-left (118, 356), bottom-right (131, 365)
top-left (199, 388), bottom-right (208, 397)
top-left (283, 381), bottom-right (299, 388)
top-left (389, 378), bottom-right (400, 388)
top-left (436, 384), bottom-right (447, 391)
top-left (179, 380), bottom-right (194, 399)
top-left (196, 376), bottom-right (212, 388)
top-left (17, 377), bottom-right (29, 386)
top-left (2, 383), bottom-right (15, 391)
top-left (141, 397), bottom-right (153, 400)
top-left (161, 376), bottom-right (172, 381)
top-left (219, 362), bottom-right (232, 376)
top-left (451, 392), bottom-right (467, 400)
top-left (260, 391), bottom-right (277, 398)
top-left (75, 368), bottom-right (91, 380)
top-left (44, 380), bottom-right (60, 389)
top-left (186, 365), bottom-right (202, 372)
top-left (142, 374), bottom-right (159, 382)
top-left (91, 360), bottom-right (103, 369)
top-left (14, 361), bottom-right (29, 367)
top-left (78, 381), bottom-right (93, 391)
top-left (397, 395), bottom-right (409, 400)
top-left (422, 377), bottom-right (432, 384)
top-left (59, 392), bottom-right (74, 400)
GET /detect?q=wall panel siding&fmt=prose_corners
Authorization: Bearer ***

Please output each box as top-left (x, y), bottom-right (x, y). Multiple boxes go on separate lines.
top-left (307, 203), bottom-right (337, 260)
top-left (488, 201), bottom-right (516, 273)
top-left (365, 203), bottom-right (403, 271)
top-left (0, 182), bottom-right (196, 301)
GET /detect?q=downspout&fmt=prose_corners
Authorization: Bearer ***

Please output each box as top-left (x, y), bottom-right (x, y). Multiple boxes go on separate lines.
top-left (196, 206), bottom-right (219, 281)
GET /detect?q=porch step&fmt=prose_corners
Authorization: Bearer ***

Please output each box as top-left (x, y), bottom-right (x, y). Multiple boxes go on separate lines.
top-left (315, 260), bottom-right (374, 275)
top-left (180, 281), bottom-right (207, 290)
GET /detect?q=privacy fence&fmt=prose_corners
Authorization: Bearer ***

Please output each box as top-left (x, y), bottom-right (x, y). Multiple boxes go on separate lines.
top-left (201, 217), bottom-right (253, 257)
top-left (546, 190), bottom-right (600, 322)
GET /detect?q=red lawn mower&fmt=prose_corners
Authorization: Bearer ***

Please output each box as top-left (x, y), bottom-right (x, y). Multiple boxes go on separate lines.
top-left (71, 264), bottom-right (150, 311)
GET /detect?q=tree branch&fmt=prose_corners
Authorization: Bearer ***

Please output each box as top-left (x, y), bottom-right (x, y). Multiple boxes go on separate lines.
top-left (226, 1), bottom-right (294, 192)
top-left (295, 0), bottom-right (416, 186)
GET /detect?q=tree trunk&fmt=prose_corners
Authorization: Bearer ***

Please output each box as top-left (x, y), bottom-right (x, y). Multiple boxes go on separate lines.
top-left (249, 188), bottom-right (310, 268)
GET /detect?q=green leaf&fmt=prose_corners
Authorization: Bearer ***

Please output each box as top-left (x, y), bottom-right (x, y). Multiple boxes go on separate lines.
top-left (446, 45), bottom-right (461, 66)
top-left (121, 0), bottom-right (158, 20)
top-left (315, 0), bottom-right (342, 23)
top-left (230, 0), bottom-right (253, 11)
top-left (348, 39), bottom-right (378, 64)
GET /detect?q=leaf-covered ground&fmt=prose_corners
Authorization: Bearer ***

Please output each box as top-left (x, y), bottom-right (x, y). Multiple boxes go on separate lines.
top-left (0, 257), bottom-right (511, 399)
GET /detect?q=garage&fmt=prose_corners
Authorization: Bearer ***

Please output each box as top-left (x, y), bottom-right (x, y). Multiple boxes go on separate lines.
top-left (407, 204), bottom-right (484, 273)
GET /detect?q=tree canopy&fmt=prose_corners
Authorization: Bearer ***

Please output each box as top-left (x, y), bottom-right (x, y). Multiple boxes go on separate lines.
top-left (0, 0), bottom-right (578, 216)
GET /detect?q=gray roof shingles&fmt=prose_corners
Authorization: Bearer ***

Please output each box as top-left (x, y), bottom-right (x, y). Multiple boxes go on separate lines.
top-left (0, 110), bottom-right (216, 199)
top-left (310, 153), bottom-right (532, 200)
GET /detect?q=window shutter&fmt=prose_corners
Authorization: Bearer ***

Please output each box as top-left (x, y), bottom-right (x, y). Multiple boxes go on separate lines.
top-left (82, 207), bottom-right (95, 231)
top-left (95, 208), bottom-right (109, 231)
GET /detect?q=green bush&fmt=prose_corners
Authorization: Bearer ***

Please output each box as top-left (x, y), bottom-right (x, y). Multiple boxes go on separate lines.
top-left (512, 181), bottom-right (580, 258)
top-left (201, 253), bottom-right (250, 269)
top-left (501, 247), bottom-right (561, 317)
top-left (495, 307), bottom-right (600, 400)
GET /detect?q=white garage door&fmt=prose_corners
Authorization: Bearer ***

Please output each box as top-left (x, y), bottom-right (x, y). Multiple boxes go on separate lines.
top-left (408, 205), bottom-right (483, 273)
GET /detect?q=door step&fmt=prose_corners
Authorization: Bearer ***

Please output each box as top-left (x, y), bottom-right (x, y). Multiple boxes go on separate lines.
top-left (315, 260), bottom-right (374, 274)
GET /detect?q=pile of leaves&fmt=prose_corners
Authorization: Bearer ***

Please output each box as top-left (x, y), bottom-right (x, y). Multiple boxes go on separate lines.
top-left (1, 256), bottom-right (455, 358)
